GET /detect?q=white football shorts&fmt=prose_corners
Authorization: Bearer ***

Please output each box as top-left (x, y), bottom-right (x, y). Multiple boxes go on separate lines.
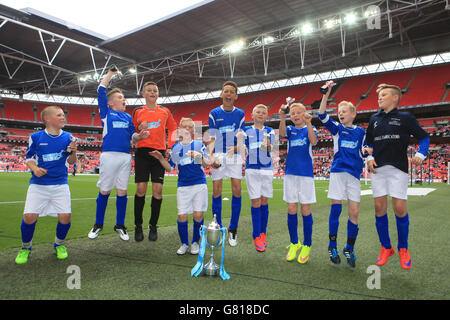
top-left (211, 153), bottom-right (243, 181)
top-left (97, 152), bottom-right (132, 191)
top-left (370, 165), bottom-right (409, 200)
top-left (245, 168), bottom-right (273, 199)
top-left (328, 172), bottom-right (361, 202)
top-left (177, 183), bottom-right (208, 215)
top-left (283, 174), bottom-right (316, 204)
top-left (24, 184), bottom-right (71, 217)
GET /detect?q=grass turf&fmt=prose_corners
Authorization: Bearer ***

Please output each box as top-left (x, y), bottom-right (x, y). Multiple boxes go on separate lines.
top-left (0, 172), bottom-right (449, 300)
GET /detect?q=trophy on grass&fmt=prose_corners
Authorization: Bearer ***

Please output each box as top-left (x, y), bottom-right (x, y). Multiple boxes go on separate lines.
top-left (191, 214), bottom-right (230, 280)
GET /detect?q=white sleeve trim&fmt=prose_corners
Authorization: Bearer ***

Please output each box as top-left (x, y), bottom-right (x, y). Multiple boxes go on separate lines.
top-left (414, 152), bottom-right (426, 161)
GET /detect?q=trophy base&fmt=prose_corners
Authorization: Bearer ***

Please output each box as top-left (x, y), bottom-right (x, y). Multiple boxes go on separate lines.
top-left (204, 261), bottom-right (219, 276)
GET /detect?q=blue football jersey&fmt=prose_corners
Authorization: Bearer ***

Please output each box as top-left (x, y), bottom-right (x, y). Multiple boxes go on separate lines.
top-left (26, 129), bottom-right (73, 185)
top-left (208, 106), bottom-right (245, 153)
top-left (244, 125), bottom-right (274, 170)
top-left (284, 125), bottom-right (317, 177)
top-left (319, 112), bottom-right (366, 179)
top-left (169, 140), bottom-right (208, 187)
top-left (98, 85), bottom-right (136, 154)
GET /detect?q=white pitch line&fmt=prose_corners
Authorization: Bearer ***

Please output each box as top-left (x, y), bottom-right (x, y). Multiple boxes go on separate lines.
top-left (0, 188), bottom-right (287, 205)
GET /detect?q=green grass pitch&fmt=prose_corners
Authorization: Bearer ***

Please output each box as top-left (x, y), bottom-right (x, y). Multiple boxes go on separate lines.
top-left (0, 172), bottom-right (449, 300)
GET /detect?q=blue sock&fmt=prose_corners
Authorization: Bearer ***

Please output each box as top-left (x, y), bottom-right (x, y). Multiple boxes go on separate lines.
top-left (260, 204), bottom-right (269, 235)
top-left (345, 219), bottom-right (359, 251)
top-left (115, 195), bottom-right (127, 226)
top-left (192, 218), bottom-right (203, 244)
top-left (21, 219), bottom-right (36, 249)
top-left (55, 222), bottom-right (71, 247)
top-left (229, 196), bottom-right (241, 230)
top-left (251, 206), bottom-right (261, 239)
top-left (177, 220), bottom-right (188, 245)
top-left (328, 204), bottom-right (342, 248)
top-left (396, 214), bottom-right (409, 250)
top-left (375, 214), bottom-right (391, 249)
top-left (212, 195), bottom-right (222, 227)
top-left (302, 214), bottom-right (313, 247)
top-left (287, 213), bottom-right (298, 244)
top-left (95, 192), bottom-right (110, 225)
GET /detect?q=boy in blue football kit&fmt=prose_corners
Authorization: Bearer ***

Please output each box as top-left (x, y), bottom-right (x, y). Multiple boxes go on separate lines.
top-left (15, 106), bottom-right (77, 264)
top-left (150, 118), bottom-right (210, 255)
top-left (279, 103), bottom-right (318, 264)
top-left (365, 83), bottom-right (429, 270)
top-left (240, 104), bottom-right (275, 252)
top-left (208, 81), bottom-right (245, 247)
top-left (88, 68), bottom-right (148, 241)
top-left (318, 81), bottom-right (367, 268)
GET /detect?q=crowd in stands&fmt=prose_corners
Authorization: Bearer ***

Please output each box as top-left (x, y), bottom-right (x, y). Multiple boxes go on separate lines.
top-left (1, 125), bottom-right (449, 182)
top-left (1, 64), bottom-right (449, 181)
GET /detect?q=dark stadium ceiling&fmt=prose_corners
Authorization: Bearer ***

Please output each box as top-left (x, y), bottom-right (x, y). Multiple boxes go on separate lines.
top-left (1, 0), bottom-right (450, 99)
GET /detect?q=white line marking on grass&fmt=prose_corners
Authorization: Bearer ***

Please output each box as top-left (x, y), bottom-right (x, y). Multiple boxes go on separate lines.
top-left (0, 188), bottom-right (286, 205)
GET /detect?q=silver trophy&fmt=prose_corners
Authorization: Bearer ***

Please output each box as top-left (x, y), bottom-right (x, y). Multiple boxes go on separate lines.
top-left (110, 64), bottom-right (123, 79)
top-left (282, 96), bottom-right (295, 114)
top-left (66, 136), bottom-right (78, 154)
top-left (204, 214), bottom-right (223, 276)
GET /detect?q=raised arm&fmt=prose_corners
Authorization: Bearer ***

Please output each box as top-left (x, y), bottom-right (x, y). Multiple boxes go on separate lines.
top-left (318, 81), bottom-right (333, 115)
top-left (304, 112), bottom-right (318, 146)
top-left (278, 105), bottom-right (288, 138)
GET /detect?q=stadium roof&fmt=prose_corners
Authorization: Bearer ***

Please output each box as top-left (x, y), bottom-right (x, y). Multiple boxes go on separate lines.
top-left (1, 0), bottom-right (450, 101)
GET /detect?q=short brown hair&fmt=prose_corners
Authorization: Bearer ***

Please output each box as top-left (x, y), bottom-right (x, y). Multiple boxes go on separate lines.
top-left (222, 80), bottom-right (238, 93)
top-left (41, 105), bottom-right (62, 123)
top-left (107, 88), bottom-right (123, 100)
top-left (142, 81), bottom-right (158, 91)
top-left (376, 83), bottom-right (402, 101)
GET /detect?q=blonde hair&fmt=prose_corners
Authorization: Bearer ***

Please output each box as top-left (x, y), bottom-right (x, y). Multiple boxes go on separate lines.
top-left (41, 106), bottom-right (63, 123)
top-left (338, 101), bottom-right (356, 113)
top-left (179, 117), bottom-right (194, 127)
top-left (107, 88), bottom-right (123, 100)
top-left (252, 104), bottom-right (268, 114)
top-left (376, 83), bottom-right (402, 101)
top-left (289, 103), bottom-right (306, 113)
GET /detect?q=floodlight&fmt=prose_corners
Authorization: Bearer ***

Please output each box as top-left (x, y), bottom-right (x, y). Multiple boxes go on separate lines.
top-left (263, 36), bottom-right (274, 45)
top-left (301, 22), bottom-right (313, 35)
top-left (226, 39), bottom-right (245, 53)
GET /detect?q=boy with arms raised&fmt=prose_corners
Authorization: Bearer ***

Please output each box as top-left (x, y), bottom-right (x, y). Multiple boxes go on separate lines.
top-left (278, 103), bottom-right (318, 264)
top-left (88, 68), bottom-right (149, 241)
top-left (365, 83), bottom-right (429, 270)
top-left (15, 106), bottom-right (77, 264)
top-left (318, 81), bottom-right (367, 268)
top-left (149, 118), bottom-right (210, 255)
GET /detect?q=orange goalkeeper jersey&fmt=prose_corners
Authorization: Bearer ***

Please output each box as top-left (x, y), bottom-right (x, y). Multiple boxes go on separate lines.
top-left (132, 105), bottom-right (177, 150)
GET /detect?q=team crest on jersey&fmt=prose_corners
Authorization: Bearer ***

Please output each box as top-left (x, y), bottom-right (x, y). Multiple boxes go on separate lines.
top-left (341, 140), bottom-right (358, 149)
top-left (147, 119), bottom-right (161, 129)
top-left (179, 157), bottom-right (193, 166)
top-left (112, 121), bottom-right (129, 128)
top-left (42, 150), bottom-right (64, 162)
top-left (219, 124), bottom-right (236, 133)
top-left (290, 138), bottom-right (307, 147)
top-left (249, 141), bottom-right (262, 149)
